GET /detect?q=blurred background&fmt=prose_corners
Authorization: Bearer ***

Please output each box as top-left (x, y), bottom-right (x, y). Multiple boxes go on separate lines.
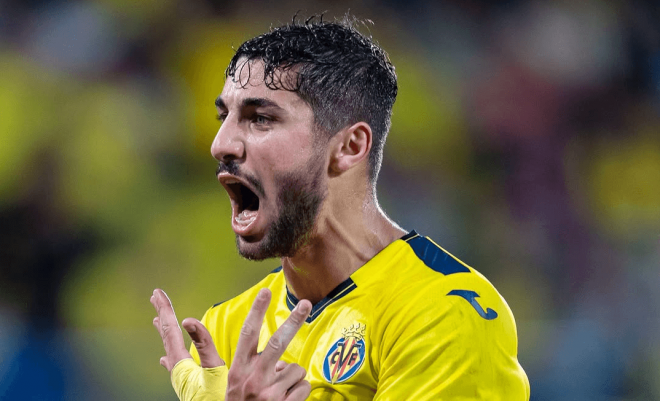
top-left (0, 0), bottom-right (659, 399)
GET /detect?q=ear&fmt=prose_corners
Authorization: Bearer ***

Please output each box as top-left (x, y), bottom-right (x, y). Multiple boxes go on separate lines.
top-left (329, 122), bottom-right (372, 175)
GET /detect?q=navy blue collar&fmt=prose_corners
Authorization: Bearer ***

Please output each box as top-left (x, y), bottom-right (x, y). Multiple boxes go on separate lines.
top-left (279, 230), bottom-right (416, 323)
top-left (285, 277), bottom-right (357, 323)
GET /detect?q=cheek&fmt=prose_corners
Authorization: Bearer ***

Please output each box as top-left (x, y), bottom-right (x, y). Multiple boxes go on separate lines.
top-left (253, 140), bottom-right (315, 170)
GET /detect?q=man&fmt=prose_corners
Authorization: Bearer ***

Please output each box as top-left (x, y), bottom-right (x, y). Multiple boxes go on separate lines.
top-left (151, 16), bottom-right (530, 400)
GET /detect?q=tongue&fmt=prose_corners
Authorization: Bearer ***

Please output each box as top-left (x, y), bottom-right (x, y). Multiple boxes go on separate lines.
top-left (235, 209), bottom-right (258, 226)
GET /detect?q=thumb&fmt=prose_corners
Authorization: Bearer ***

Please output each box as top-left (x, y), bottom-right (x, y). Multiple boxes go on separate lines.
top-left (182, 318), bottom-right (225, 369)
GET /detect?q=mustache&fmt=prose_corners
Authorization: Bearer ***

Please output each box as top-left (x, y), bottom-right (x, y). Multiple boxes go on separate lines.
top-left (216, 161), bottom-right (266, 199)
top-left (216, 160), bottom-right (240, 176)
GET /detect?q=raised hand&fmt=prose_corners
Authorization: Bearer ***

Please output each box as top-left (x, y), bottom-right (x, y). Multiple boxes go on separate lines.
top-left (151, 289), bottom-right (225, 371)
top-left (151, 288), bottom-right (313, 400)
top-left (151, 288), bottom-right (228, 400)
top-left (226, 288), bottom-right (312, 401)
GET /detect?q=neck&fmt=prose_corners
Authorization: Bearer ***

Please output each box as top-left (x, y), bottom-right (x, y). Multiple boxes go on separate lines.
top-left (281, 194), bottom-right (406, 304)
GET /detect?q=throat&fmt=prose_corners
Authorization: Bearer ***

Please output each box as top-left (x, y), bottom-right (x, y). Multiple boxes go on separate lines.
top-left (286, 273), bottom-right (356, 317)
top-left (279, 216), bottom-right (406, 303)
top-left (281, 256), bottom-right (356, 305)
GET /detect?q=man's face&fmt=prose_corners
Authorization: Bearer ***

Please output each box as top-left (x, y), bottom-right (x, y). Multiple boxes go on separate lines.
top-left (212, 60), bottom-right (327, 260)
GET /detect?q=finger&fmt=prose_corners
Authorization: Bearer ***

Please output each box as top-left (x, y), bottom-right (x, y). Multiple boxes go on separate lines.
top-left (259, 299), bottom-right (312, 369)
top-left (152, 289), bottom-right (184, 347)
top-left (182, 317), bottom-right (225, 368)
top-left (285, 379), bottom-right (312, 401)
top-left (151, 289), bottom-right (191, 371)
top-left (234, 288), bottom-right (271, 364)
top-left (273, 363), bottom-right (306, 394)
top-left (275, 360), bottom-right (287, 372)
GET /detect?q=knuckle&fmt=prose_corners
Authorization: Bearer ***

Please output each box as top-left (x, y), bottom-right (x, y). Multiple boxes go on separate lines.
top-left (227, 367), bottom-right (242, 383)
top-left (242, 380), bottom-right (259, 397)
top-left (288, 315), bottom-right (302, 326)
top-left (267, 335), bottom-right (281, 350)
top-left (240, 322), bottom-right (254, 336)
top-left (292, 364), bottom-right (306, 379)
top-left (287, 362), bottom-right (300, 371)
top-left (193, 337), bottom-right (208, 348)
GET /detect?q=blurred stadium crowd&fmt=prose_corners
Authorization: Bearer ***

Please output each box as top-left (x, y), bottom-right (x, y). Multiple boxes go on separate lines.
top-left (0, 0), bottom-right (659, 399)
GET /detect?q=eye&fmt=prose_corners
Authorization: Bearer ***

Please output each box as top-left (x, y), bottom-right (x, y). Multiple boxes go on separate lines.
top-left (253, 114), bottom-right (271, 125)
top-left (216, 113), bottom-right (227, 122)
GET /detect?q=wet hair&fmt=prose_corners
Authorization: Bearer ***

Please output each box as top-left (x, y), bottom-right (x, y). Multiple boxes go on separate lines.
top-left (226, 15), bottom-right (398, 184)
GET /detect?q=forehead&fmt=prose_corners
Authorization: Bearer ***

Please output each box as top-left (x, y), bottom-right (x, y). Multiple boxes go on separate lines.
top-left (219, 59), bottom-right (309, 111)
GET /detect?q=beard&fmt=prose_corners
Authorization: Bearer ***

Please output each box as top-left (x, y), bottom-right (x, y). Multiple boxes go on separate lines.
top-left (236, 156), bottom-right (327, 261)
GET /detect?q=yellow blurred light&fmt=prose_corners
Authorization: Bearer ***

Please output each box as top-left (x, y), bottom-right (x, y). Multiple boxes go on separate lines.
top-left (388, 53), bottom-right (470, 173)
top-left (57, 83), bottom-right (160, 232)
top-left (60, 189), bottom-right (268, 328)
top-left (0, 55), bottom-right (60, 203)
top-left (173, 22), bottom-right (247, 158)
top-left (588, 130), bottom-right (660, 238)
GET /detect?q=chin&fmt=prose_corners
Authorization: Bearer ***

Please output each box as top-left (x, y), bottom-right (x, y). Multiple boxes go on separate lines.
top-left (234, 224), bottom-right (313, 261)
top-left (235, 234), bottom-right (273, 261)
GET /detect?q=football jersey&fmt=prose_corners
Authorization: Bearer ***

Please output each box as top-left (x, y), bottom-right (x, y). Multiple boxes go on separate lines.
top-left (191, 230), bottom-right (530, 400)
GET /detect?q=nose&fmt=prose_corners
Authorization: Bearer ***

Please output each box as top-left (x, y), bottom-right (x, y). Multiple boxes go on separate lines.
top-left (210, 118), bottom-right (245, 163)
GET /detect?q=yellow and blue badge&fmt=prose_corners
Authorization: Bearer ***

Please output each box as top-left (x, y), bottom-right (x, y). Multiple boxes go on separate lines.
top-left (322, 323), bottom-right (366, 384)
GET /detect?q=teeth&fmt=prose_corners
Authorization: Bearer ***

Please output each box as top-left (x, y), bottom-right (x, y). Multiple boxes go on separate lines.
top-left (235, 210), bottom-right (257, 225)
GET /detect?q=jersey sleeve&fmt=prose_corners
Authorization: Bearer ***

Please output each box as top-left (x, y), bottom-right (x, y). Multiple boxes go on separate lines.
top-left (171, 359), bottom-right (228, 401)
top-left (373, 277), bottom-right (530, 401)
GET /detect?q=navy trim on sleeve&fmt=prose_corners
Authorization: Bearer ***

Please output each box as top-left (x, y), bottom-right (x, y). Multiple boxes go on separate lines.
top-left (404, 234), bottom-right (470, 275)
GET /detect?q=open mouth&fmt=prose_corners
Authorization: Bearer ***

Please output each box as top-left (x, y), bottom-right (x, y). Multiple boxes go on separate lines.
top-left (218, 175), bottom-right (262, 234)
top-left (226, 181), bottom-right (260, 214)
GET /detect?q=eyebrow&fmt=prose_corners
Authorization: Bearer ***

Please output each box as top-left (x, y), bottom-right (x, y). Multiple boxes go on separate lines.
top-left (214, 96), bottom-right (285, 112)
top-left (214, 96), bottom-right (226, 109)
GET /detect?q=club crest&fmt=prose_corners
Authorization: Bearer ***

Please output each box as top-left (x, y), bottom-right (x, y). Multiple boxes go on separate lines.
top-left (322, 323), bottom-right (366, 384)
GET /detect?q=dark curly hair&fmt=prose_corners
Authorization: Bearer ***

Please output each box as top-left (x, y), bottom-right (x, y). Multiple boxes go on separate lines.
top-left (226, 15), bottom-right (398, 184)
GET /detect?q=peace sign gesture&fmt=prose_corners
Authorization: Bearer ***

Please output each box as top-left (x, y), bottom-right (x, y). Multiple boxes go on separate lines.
top-left (227, 288), bottom-right (312, 400)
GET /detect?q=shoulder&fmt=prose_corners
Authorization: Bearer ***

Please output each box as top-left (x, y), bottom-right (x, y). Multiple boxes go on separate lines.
top-left (392, 233), bottom-right (501, 297)
top-left (372, 233), bottom-right (529, 399)
top-left (378, 233), bottom-right (518, 346)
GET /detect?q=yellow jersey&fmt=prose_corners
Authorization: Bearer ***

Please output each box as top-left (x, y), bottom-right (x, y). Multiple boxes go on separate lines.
top-left (191, 231), bottom-right (530, 400)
